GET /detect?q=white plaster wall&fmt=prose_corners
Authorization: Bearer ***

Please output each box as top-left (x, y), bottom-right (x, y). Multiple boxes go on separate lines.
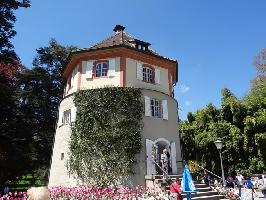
top-left (48, 95), bottom-right (77, 186)
top-left (130, 89), bottom-right (182, 186)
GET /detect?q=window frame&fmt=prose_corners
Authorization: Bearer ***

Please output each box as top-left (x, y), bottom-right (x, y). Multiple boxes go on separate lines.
top-left (93, 60), bottom-right (109, 78)
top-left (150, 98), bottom-right (162, 118)
top-left (142, 65), bottom-right (155, 83)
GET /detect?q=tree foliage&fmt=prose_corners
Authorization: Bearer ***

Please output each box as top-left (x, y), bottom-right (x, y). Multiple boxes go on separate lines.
top-left (0, 71), bottom-right (32, 188)
top-left (68, 87), bottom-right (143, 186)
top-left (180, 85), bottom-right (266, 177)
top-left (252, 48), bottom-right (266, 85)
top-left (0, 38), bottom-right (76, 187)
top-left (15, 40), bottom-right (77, 181)
top-left (0, 0), bottom-right (30, 63)
top-left (0, 0), bottom-right (31, 188)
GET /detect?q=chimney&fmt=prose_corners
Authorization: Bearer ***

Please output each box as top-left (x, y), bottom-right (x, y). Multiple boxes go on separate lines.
top-left (113, 25), bottom-right (125, 33)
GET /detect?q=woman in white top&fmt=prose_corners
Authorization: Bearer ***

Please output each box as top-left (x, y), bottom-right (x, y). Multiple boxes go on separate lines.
top-left (161, 148), bottom-right (169, 180)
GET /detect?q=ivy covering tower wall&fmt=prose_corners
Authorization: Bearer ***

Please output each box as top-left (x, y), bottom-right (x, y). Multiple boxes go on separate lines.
top-left (68, 87), bottom-right (143, 186)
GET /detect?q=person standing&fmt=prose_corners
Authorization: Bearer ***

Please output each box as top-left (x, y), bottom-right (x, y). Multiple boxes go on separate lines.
top-left (169, 178), bottom-right (183, 200)
top-left (236, 172), bottom-right (244, 196)
top-left (161, 148), bottom-right (169, 181)
top-left (259, 175), bottom-right (266, 198)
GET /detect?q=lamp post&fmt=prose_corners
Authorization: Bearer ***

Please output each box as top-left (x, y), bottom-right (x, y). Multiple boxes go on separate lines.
top-left (214, 139), bottom-right (226, 187)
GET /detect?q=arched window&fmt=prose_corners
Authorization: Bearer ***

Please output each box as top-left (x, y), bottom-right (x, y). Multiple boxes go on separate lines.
top-left (95, 62), bottom-right (109, 77)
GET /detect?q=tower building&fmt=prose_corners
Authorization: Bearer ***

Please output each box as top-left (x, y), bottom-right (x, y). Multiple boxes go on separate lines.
top-left (48, 25), bottom-right (182, 186)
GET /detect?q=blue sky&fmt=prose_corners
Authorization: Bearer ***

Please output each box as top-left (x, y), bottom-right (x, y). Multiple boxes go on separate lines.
top-left (13, 0), bottom-right (266, 120)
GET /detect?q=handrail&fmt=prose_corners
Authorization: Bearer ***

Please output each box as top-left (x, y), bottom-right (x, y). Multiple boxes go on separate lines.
top-left (188, 160), bottom-right (226, 183)
top-left (151, 159), bottom-right (169, 178)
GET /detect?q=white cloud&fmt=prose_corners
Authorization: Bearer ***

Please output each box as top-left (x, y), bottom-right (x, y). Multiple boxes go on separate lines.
top-left (179, 84), bottom-right (190, 93)
top-left (185, 101), bottom-right (192, 106)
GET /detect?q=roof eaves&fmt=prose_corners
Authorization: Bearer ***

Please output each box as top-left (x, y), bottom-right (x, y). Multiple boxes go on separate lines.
top-left (62, 44), bottom-right (177, 78)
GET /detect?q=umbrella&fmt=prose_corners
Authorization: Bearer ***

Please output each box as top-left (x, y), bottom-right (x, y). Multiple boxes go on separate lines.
top-left (181, 164), bottom-right (197, 200)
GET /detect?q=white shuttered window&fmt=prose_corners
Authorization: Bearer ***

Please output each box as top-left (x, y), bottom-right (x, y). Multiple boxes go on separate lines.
top-left (144, 96), bottom-right (168, 120)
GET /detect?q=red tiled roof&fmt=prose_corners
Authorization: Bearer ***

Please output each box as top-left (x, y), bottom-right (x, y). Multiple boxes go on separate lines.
top-left (72, 30), bottom-right (175, 60)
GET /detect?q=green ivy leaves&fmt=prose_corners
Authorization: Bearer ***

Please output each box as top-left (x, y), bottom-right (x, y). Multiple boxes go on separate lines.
top-left (68, 87), bottom-right (143, 186)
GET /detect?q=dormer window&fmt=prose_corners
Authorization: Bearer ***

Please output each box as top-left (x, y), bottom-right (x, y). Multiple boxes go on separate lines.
top-left (143, 66), bottom-right (154, 83)
top-left (95, 62), bottom-right (109, 77)
top-left (137, 44), bottom-right (147, 51)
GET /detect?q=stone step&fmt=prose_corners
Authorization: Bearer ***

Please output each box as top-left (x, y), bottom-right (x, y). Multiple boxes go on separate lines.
top-left (153, 174), bottom-right (182, 179)
top-left (182, 194), bottom-right (224, 200)
top-left (149, 174), bottom-right (225, 200)
top-left (181, 191), bottom-right (218, 198)
top-left (165, 187), bottom-right (212, 192)
top-left (196, 187), bottom-right (212, 192)
top-left (194, 183), bottom-right (209, 188)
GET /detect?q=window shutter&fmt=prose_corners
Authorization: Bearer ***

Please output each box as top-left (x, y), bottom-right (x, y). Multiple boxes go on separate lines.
top-left (82, 61), bottom-right (86, 74)
top-left (73, 66), bottom-right (78, 89)
top-left (86, 61), bottom-right (93, 78)
top-left (146, 139), bottom-right (156, 175)
top-left (162, 100), bottom-right (168, 120)
top-left (170, 141), bottom-right (177, 174)
top-left (71, 107), bottom-right (77, 122)
top-left (155, 68), bottom-right (161, 84)
top-left (144, 96), bottom-right (151, 117)
top-left (136, 62), bottom-right (143, 80)
top-left (108, 58), bottom-right (116, 77)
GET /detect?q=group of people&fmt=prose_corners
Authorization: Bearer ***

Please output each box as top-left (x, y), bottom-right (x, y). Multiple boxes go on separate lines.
top-left (223, 172), bottom-right (266, 198)
top-left (161, 148), bottom-right (183, 200)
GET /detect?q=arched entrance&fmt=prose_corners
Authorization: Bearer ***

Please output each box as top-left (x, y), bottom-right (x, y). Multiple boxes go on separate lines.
top-left (146, 138), bottom-right (177, 175)
top-left (154, 138), bottom-right (170, 175)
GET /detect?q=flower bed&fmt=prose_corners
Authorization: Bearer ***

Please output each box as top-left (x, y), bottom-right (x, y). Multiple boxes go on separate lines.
top-left (211, 185), bottom-right (240, 200)
top-left (0, 191), bottom-right (27, 200)
top-left (49, 185), bottom-right (169, 200)
top-left (0, 185), bottom-right (170, 200)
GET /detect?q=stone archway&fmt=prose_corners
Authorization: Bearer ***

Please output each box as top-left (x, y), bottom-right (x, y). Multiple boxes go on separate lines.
top-left (146, 138), bottom-right (177, 175)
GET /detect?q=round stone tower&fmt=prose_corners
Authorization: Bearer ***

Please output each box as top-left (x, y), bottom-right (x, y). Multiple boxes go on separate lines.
top-left (48, 25), bottom-right (182, 187)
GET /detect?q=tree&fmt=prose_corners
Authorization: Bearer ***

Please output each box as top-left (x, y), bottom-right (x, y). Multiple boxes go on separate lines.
top-left (180, 86), bottom-right (265, 177)
top-left (33, 39), bottom-right (77, 95)
top-left (252, 48), bottom-right (266, 85)
top-left (0, 0), bottom-right (30, 63)
top-left (15, 39), bottom-right (77, 181)
top-left (0, 71), bottom-right (33, 188)
top-left (0, 0), bottom-right (31, 188)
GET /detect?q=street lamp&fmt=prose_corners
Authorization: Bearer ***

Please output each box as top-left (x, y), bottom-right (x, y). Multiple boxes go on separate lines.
top-left (214, 139), bottom-right (226, 187)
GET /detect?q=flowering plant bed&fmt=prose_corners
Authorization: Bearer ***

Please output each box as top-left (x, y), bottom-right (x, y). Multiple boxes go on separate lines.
top-left (49, 185), bottom-right (169, 200)
top-left (0, 191), bottom-right (27, 200)
top-left (1, 185), bottom-right (170, 200)
top-left (211, 185), bottom-right (240, 200)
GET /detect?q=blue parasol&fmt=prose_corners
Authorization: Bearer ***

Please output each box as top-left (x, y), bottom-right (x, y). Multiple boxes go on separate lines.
top-left (181, 164), bottom-right (197, 200)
